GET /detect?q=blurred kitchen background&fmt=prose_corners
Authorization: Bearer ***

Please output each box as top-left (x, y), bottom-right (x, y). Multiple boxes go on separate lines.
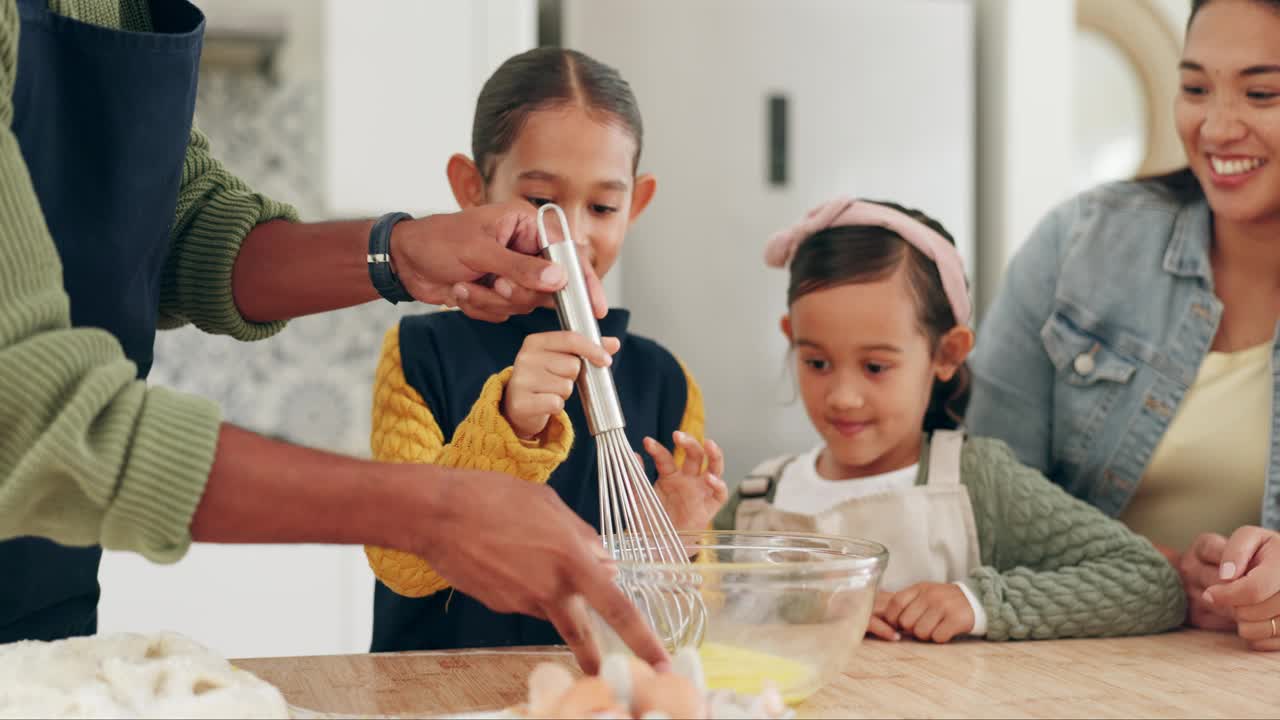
top-left (99, 0), bottom-right (1193, 658)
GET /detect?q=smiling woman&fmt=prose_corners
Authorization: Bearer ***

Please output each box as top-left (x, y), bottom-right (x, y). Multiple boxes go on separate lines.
top-left (969, 0), bottom-right (1280, 653)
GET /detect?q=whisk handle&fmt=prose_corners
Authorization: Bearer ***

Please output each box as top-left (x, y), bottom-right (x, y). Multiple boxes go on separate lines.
top-left (536, 205), bottom-right (626, 435)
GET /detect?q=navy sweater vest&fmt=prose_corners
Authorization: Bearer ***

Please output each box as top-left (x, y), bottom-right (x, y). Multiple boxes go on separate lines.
top-left (371, 307), bottom-right (689, 652)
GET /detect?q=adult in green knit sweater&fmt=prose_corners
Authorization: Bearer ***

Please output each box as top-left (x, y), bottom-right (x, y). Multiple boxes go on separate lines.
top-left (713, 197), bottom-right (1186, 643)
top-left (0, 0), bottom-right (667, 672)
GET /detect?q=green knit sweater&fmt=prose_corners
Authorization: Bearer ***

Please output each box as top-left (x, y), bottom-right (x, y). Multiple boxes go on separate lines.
top-left (715, 435), bottom-right (1188, 641)
top-left (0, 0), bottom-right (296, 562)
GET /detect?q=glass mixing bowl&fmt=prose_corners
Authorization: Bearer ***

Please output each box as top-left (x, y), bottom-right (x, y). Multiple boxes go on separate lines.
top-left (588, 531), bottom-right (887, 705)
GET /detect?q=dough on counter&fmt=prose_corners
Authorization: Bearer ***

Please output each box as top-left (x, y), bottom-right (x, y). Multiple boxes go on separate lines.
top-left (0, 632), bottom-right (289, 719)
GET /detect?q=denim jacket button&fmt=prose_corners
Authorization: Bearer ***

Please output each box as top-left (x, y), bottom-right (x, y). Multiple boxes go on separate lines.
top-left (1073, 353), bottom-right (1096, 376)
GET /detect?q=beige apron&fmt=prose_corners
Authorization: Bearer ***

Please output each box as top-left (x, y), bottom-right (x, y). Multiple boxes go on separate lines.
top-left (736, 430), bottom-right (981, 591)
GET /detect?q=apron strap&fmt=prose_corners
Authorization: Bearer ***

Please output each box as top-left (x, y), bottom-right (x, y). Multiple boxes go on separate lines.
top-left (739, 455), bottom-right (797, 501)
top-left (926, 430), bottom-right (966, 487)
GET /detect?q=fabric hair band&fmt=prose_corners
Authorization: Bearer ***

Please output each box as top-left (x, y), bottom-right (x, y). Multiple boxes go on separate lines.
top-left (764, 196), bottom-right (971, 325)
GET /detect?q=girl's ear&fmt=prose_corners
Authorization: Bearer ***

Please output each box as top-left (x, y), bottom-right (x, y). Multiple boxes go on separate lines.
top-left (628, 173), bottom-right (657, 222)
top-left (446, 154), bottom-right (486, 209)
top-left (779, 314), bottom-right (794, 344)
top-left (934, 325), bottom-right (975, 382)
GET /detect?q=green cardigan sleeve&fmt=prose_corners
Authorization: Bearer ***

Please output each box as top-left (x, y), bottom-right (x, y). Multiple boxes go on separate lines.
top-left (157, 125), bottom-right (298, 338)
top-left (0, 0), bottom-right (222, 562)
top-left (962, 437), bottom-right (1187, 640)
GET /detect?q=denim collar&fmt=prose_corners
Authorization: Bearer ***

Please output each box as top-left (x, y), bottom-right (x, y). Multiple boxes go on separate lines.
top-left (1162, 195), bottom-right (1213, 285)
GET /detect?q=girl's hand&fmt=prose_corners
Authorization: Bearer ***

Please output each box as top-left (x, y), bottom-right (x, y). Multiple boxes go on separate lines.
top-left (1178, 532), bottom-right (1238, 631)
top-left (645, 432), bottom-right (728, 533)
top-left (882, 582), bottom-right (975, 643)
top-left (502, 331), bottom-right (620, 440)
top-left (1203, 526), bottom-right (1280, 651)
top-left (866, 591), bottom-right (901, 641)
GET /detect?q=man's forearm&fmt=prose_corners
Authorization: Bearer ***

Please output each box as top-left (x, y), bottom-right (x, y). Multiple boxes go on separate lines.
top-left (231, 219), bottom-right (380, 322)
top-left (190, 424), bottom-right (445, 552)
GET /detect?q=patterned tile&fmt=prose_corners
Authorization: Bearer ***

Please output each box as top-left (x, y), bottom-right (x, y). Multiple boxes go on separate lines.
top-left (150, 69), bottom-right (430, 457)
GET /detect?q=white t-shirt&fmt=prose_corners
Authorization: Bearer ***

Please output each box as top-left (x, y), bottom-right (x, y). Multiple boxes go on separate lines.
top-left (767, 445), bottom-right (988, 636)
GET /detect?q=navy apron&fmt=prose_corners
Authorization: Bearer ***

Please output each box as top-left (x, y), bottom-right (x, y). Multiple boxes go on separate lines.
top-left (0, 0), bottom-right (204, 643)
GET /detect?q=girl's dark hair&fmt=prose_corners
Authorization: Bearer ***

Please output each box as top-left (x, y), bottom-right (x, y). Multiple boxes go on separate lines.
top-left (472, 47), bottom-right (643, 180)
top-left (787, 201), bottom-right (969, 432)
top-left (1144, 0), bottom-right (1280, 202)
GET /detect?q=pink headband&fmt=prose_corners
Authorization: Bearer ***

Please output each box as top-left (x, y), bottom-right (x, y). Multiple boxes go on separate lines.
top-left (764, 196), bottom-right (971, 325)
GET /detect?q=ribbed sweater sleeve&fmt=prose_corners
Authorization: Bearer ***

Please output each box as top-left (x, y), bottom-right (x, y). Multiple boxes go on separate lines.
top-left (962, 438), bottom-right (1187, 640)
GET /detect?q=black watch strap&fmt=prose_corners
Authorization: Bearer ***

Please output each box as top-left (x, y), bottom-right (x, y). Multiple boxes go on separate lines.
top-left (368, 211), bottom-right (414, 304)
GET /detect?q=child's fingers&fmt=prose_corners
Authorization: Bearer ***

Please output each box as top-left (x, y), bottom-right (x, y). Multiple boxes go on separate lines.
top-left (895, 597), bottom-right (927, 634)
top-left (932, 614), bottom-right (968, 644)
top-left (705, 474), bottom-right (729, 503)
top-left (705, 439), bottom-right (725, 479)
top-left (911, 606), bottom-right (945, 642)
top-left (883, 587), bottom-right (918, 626)
top-left (519, 392), bottom-right (566, 418)
top-left (865, 616), bottom-right (900, 642)
top-left (528, 364), bottom-right (577, 400)
top-left (527, 331), bottom-right (615, 369)
top-left (644, 437), bottom-right (679, 477)
top-left (527, 350), bottom-right (585, 383)
top-left (674, 431), bottom-right (705, 476)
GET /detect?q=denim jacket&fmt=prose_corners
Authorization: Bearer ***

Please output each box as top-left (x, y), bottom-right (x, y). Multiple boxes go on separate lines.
top-left (967, 180), bottom-right (1279, 531)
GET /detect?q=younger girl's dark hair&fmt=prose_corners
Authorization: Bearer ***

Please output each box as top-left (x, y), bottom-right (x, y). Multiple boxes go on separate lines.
top-left (787, 201), bottom-right (969, 432)
top-left (472, 47), bottom-right (643, 180)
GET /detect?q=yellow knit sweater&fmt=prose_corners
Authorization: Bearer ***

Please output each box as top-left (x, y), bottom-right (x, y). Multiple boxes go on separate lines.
top-left (364, 324), bottom-right (706, 598)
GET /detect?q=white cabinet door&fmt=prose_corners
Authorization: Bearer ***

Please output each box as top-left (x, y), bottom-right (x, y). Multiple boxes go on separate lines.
top-left (564, 0), bottom-right (975, 484)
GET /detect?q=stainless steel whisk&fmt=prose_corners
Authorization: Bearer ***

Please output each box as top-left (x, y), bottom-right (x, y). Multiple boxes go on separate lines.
top-left (535, 204), bottom-right (705, 649)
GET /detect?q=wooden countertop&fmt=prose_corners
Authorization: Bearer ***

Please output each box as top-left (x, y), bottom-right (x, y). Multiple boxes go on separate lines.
top-left (233, 629), bottom-right (1280, 718)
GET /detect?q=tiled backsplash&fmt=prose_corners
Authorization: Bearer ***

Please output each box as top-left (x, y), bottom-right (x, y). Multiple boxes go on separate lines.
top-left (150, 69), bottom-right (422, 458)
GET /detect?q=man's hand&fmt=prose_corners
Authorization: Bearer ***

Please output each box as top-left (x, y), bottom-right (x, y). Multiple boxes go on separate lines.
top-left (193, 425), bottom-right (667, 673)
top-left (391, 202), bottom-right (608, 322)
top-left (409, 469), bottom-right (670, 674)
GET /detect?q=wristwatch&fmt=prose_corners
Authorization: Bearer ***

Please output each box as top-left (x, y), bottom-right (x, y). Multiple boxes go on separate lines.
top-left (367, 211), bottom-right (414, 304)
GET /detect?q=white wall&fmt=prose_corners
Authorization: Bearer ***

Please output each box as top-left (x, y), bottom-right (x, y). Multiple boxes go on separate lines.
top-left (98, 0), bottom-right (535, 661)
top-left (324, 0), bottom-right (537, 216)
top-left (567, 0), bottom-right (975, 485)
top-left (974, 0), bottom-right (1188, 312)
top-left (1154, 0), bottom-right (1192, 32)
top-left (974, 0), bottom-right (1075, 313)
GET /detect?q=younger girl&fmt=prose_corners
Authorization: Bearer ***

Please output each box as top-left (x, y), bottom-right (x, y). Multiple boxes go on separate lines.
top-left (715, 197), bottom-right (1186, 643)
top-left (361, 48), bottom-right (726, 653)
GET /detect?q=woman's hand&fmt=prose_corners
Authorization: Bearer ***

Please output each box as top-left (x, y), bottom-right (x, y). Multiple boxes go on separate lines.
top-left (646, 432), bottom-right (728, 533)
top-left (1178, 533), bottom-right (1238, 631)
top-left (881, 582), bottom-right (975, 643)
top-left (1203, 526), bottom-right (1280, 651)
top-left (502, 331), bottom-right (619, 440)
